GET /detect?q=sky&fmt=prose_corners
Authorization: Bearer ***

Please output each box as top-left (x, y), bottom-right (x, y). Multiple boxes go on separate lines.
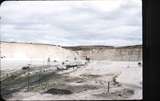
top-left (0, 0), bottom-right (142, 46)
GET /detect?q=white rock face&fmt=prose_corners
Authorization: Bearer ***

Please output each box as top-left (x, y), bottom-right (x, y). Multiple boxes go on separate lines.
top-left (0, 42), bottom-right (79, 70)
top-left (1, 42), bottom-right (78, 60)
top-left (0, 42), bottom-right (142, 70)
top-left (65, 46), bottom-right (142, 61)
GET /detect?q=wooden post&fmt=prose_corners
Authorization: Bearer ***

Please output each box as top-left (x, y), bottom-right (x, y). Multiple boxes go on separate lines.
top-left (39, 70), bottom-right (41, 87)
top-left (47, 57), bottom-right (50, 67)
top-left (46, 80), bottom-right (48, 90)
top-left (27, 68), bottom-right (30, 91)
top-left (45, 79), bottom-right (48, 90)
top-left (108, 81), bottom-right (110, 93)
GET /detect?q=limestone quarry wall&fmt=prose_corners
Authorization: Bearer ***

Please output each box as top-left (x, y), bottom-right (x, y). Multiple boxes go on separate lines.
top-left (66, 46), bottom-right (142, 61)
top-left (0, 42), bottom-right (142, 70)
top-left (74, 48), bottom-right (115, 60)
top-left (114, 47), bottom-right (142, 61)
top-left (0, 42), bottom-right (78, 62)
top-left (1, 42), bottom-right (142, 62)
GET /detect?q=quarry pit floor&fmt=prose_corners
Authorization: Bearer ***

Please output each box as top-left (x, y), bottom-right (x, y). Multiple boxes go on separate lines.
top-left (1, 61), bottom-right (142, 100)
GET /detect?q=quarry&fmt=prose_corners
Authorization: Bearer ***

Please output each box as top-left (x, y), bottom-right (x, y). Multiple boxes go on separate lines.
top-left (0, 41), bottom-right (142, 100)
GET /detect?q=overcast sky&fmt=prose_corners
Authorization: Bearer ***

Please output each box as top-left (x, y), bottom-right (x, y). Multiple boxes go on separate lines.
top-left (0, 0), bottom-right (142, 46)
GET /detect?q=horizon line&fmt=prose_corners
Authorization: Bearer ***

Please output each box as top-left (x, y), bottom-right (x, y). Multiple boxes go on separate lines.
top-left (0, 40), bottom-right (142, 48)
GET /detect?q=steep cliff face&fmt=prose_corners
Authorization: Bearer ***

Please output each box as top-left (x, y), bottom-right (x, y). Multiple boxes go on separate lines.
top-left (64, 45), bottom-right (142, 61)
top-left (114, 46), bottom-right (142, 61)
top-left (0, 42), bottom-right (78, 62)
top-left (1, 42), bottom-right (142, 62)
top-left (73, 48), bottom-right (115, 60)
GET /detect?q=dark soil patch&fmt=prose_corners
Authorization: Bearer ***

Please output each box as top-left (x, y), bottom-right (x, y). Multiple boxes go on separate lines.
top-left (45, 88), bottom-right (72, 95)
top-left (1, 68), bottom-right (62, 98)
